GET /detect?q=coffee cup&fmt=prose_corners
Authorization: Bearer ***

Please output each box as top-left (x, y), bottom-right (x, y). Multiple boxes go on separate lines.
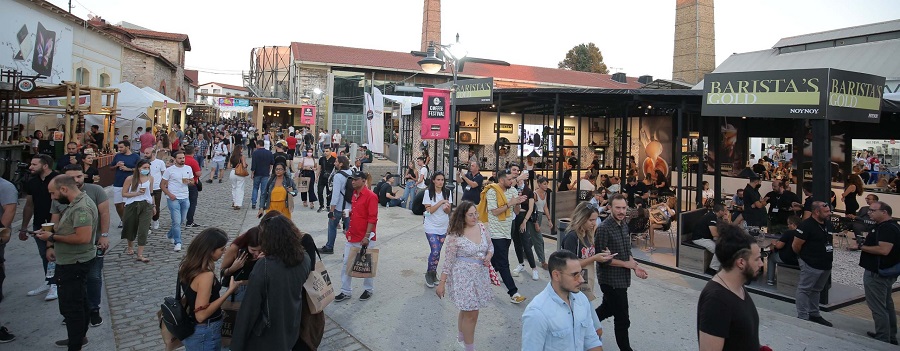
top-left (139, 185), bottom-right (147, 193)
top-left (42, 223), bottom-right (55, 233)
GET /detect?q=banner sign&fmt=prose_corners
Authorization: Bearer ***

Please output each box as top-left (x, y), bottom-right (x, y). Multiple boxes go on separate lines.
top-left (436, 77), bottom-right (494, 105)
top-left (300, 105), bottom-right (316, 124)
top-left (702, 68), bottom-right (884, 123)
top-left (421, 88), bottom-right (451, 140)
top-left (217, 98), bottom-right (250, 107)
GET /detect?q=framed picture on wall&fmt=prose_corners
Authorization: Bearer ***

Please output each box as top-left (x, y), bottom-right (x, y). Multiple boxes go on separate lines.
top-left (494, 123), bottom-right (513, 134)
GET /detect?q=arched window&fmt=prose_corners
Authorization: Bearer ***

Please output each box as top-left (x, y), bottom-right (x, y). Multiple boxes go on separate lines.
top-left (99, 73), bottom-right (110, 87)
top-left (159, 81), bottom-right (167, 95)
top-left (75, 67), bottom-right (90, 85)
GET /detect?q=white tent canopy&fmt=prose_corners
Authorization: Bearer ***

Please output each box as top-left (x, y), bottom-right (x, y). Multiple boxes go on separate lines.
top-left (141, 87), bottom-right (179, 105)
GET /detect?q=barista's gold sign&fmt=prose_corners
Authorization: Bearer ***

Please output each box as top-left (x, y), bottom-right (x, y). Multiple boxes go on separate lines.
top-left (703, 68), bottom-right (885, 123)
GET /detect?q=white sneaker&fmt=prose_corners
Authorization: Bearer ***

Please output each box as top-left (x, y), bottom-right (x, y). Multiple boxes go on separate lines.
top-left (532, 269), bottom-right (540, 281)
top-left (510, 293), bottom-right (527, 304)
top-left (152, 221), bottom-right (160, 230)
top-left (171, 238), bottom-right (175, 245)
top-left (512, 264), bottom-right (525, 277)
top-left (27, 284), bottom-right (50, 296)
top-left (45, 284), bottom-right (58, 301)
top-left (174, 244), bottom-right (182, 252)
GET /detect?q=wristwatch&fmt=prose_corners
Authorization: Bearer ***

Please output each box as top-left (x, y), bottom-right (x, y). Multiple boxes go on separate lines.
top-left (48, 233), bottom-right (56, 243)
top-left (101, 233), bottom-right (109, 237)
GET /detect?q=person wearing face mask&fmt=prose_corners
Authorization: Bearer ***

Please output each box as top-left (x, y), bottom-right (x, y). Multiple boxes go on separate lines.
top-left (121, 159), bottom-right (155, 263)
top-left (697, 223), bottom-right (763, 350)
top-left (742, 175), bottom-right (767, 227)
top-left (220, 227), bottom-right (262, 301)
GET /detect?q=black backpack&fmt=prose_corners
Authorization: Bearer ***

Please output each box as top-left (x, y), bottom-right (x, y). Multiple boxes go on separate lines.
top-left (329, 170), bottom-right (354, 206)
top-left (160, 281), bottom-right (194, 340)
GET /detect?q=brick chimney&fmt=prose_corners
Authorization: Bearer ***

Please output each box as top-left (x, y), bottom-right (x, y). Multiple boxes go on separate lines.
top-left (421, 0), bottom-right (441, 52)
top-left (672, 0), bottom-right (715, 85)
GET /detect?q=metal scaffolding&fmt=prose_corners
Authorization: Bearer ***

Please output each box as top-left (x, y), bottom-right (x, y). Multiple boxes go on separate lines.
top-left (244, 46), bottom-right (292, 102)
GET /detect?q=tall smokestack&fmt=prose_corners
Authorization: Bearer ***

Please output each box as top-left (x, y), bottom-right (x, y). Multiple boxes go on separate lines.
top-left (672, 0), bottom-right (715, 85)
top-left (421, 0), bottom-right (441, 52)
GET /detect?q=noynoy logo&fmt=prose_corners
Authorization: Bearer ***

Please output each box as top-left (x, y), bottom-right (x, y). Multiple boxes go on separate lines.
top-left (789, 108), bottom-right (819, 114)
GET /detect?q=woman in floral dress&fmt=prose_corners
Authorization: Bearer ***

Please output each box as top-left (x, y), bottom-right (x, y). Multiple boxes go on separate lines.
top-left (436, 201), bottom-right (493, 351)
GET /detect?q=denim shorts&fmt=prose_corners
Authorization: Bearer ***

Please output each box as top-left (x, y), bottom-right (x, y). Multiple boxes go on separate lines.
top-left (182, 318), bottom-right (223, 351)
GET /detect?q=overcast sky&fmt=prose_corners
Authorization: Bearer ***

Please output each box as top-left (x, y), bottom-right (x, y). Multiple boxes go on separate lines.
top-left (49, 0), bottom-right (900, 86)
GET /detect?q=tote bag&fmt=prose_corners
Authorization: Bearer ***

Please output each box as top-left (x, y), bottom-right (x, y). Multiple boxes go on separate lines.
top-left (297, 176), bottom-right (311, 193)
top-left (347, 246), bottom-right (379, 278)
top-left (303, 259), bottom-right (335, 314)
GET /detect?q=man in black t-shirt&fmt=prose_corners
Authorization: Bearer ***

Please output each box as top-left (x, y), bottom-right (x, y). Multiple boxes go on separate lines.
top-left (697, 223), bottom-right (761, 351)
top-left (623, 176), bottom-right (649, 208)
top-left (765, 180), bottom-right (802, 233)
top-left (858, 201), bottom-right (900, 345)
top-left (459, 162), bottom-right (484, 204)
top-left (375, 173), bottom-right (394, 207)
top-left (767, 215), bottom-right (801, 285)
top-left (20, 154), bottom-right (60, 300)
top-left (743, 176), bottom-right (767, 227)
top-left (316, 151), bottom-right (336, 211)
top-left (793, 201), bottom-right (835, 327)
top-left (693, 204), bottom-right (728, 274)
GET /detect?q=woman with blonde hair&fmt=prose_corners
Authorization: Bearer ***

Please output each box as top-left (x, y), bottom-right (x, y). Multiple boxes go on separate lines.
top-left (436, 201), bottom-right (493, 351)
top-left (561, 202), bottom-right (614, 267)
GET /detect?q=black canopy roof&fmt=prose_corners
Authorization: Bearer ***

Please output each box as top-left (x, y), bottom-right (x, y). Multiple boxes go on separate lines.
top-left (458, 88), bottom-right (704, 117)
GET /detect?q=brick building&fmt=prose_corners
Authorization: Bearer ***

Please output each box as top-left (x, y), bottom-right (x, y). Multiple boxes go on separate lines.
top-left (88, 18), bottom-right (192, 102)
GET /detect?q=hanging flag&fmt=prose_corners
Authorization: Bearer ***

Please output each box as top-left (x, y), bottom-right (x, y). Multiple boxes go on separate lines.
top-left (369, 87), bottom-right (385, 153)
top-left (421, 88), bottom-right (451, 140)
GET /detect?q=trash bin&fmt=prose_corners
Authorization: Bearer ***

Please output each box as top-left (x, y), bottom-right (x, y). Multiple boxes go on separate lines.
top-left (557, 218), bottom-right (571, 237)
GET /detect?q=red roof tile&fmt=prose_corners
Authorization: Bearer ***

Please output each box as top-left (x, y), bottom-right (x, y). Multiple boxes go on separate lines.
top-left (199, 82), bottom-right (249, 92)
top-left (117, 26), bottom-right (191, 51)
top-left (290, 42), bottom-right (643, 89)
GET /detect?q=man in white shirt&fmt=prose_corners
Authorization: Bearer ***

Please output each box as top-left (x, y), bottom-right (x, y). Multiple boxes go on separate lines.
top-left (159, 151), bottom-right (193, 252)
top-left (131, 127), bottom-right (143, 153)
top-left (332, 129), bottom-right (342, 151)
top-left (318, 128), bottom-right (327, 156)
top-left (143, 148), bottom-right (167, 230)
top-left (416, 157), bottom-right (428, 190)
top-left (207, 136), bottom-right (228, 183)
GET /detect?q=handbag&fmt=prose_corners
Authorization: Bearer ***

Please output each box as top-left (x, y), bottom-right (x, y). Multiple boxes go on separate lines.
top-left (297, 176), bottom-right (311, 193)
top-left (220, 294), bottom-right (240, 347)
top-left (159, 281), bottom-right (194, 341)
top-left (303, 254), bottom-right (335, 314)
top-left (157, 311), bottom-right (184, 351)
top-left (235, 161), bottom-right (249, 177)
top-left (488, 264), bottom-right (501, 286)
top-left (347, 245), bottom-right (379, 278)
top-left (298, 289), bottom-right (326, 350)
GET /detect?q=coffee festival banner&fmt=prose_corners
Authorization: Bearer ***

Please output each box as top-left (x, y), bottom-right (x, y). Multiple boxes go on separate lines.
top-left (702, 68), bottom-right (885, 123)
top-left (421, 88), bottom-right (451, 140)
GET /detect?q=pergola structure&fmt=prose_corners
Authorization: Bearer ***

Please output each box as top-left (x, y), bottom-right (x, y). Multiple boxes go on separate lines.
top-left (16, 82), bottom-right (120, 151)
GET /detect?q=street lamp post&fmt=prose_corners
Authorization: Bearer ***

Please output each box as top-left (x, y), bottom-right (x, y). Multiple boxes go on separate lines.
top-left (418, 34), bottom-right (467, 188)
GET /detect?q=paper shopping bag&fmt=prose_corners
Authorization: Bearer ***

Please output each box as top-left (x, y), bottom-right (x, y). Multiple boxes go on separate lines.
top-left (579, 263), bottom-right (598, 301)
top-left (346, 246), bottom-right (379, 278)
top-left (220, 295), bottom-right (241, 347)
top-left (297, 176), bottom-right (311, 193)
top-left (303, 260), bottom-right (335, 314)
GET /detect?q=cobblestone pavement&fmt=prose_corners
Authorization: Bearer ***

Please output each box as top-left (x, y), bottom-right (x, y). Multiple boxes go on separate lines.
top-left (101, 167), bottom-right (370, 350)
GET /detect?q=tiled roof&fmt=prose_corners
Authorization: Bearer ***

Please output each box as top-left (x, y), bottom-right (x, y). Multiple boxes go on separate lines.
top-left (184, 70), bottom-right (199, 87)
top-left (290, 42), bottom-right (643, 89)
top-left (117, 26), bottom-right (191, 51)
top-left (199, 82), bottom-right (249, 92)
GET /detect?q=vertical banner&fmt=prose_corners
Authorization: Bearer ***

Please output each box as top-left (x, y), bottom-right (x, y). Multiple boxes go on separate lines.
top-left (421, 88), bottom-right (451, 140)
top-left (368, 87), bottom-right (385, 153)
top-left (300, 105), bottom-right (316, 125)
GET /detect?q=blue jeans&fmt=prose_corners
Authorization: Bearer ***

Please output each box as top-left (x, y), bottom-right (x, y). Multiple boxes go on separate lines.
top-left (182, 318), bottom-right (223, 351)
top-left (167, 198), bottom-right (190, 245)
top-left (197, 156), bottom-right (205, 169)
top-left (33, 233), bottom-right (56, 285)
top-left (251, 175), bottom-right (269, 206)
top-left (402, 181), bottom-right (416, 209)
top-left (87, 256), bottom-right (103, 311)
top-left (326, 210), bottom-right (348, 250)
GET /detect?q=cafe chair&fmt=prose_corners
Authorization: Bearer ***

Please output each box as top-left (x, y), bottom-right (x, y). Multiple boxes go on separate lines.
top-left (628, 217), bottom-right (651, 250)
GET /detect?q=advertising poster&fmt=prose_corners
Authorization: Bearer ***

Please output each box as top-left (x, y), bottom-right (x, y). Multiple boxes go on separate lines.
top-left (638, 116), bottom-right (673, 183)
top-left (1, 1), bottom-right (73, 84)
top-left (300, 105), bottom-right (316, 125)
top-left (421, 88), bottom-right (450, 140)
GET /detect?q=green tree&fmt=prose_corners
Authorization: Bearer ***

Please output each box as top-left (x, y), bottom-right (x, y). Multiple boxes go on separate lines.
top-left (557, 43), bottom-right (609, 74)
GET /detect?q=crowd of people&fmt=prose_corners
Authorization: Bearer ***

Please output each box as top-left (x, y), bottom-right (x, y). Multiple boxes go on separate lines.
top-left (0, 117), bottom-right (898, 351)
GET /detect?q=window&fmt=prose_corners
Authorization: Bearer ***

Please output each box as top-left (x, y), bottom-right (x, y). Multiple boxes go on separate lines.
top-left (213, 89), bottom-right (221, 94)
top-left (75, 67), bottom-right (90, 85)
top-left (99, 73), bottom-right (110, 88)
top-left (200, 89), bottom-right (208, 94)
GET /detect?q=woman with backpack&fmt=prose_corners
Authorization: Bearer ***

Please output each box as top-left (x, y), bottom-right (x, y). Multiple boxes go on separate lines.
top-left (423, 172), bottom-right (452, 288)
top-left (177, 228), bottom-right (240, 351)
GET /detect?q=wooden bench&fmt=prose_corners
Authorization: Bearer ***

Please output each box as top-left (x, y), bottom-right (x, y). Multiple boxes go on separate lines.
top-left (775, 262), bottom-right (800, 296)
top-left (677, 209), bottom-right (713, 273)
